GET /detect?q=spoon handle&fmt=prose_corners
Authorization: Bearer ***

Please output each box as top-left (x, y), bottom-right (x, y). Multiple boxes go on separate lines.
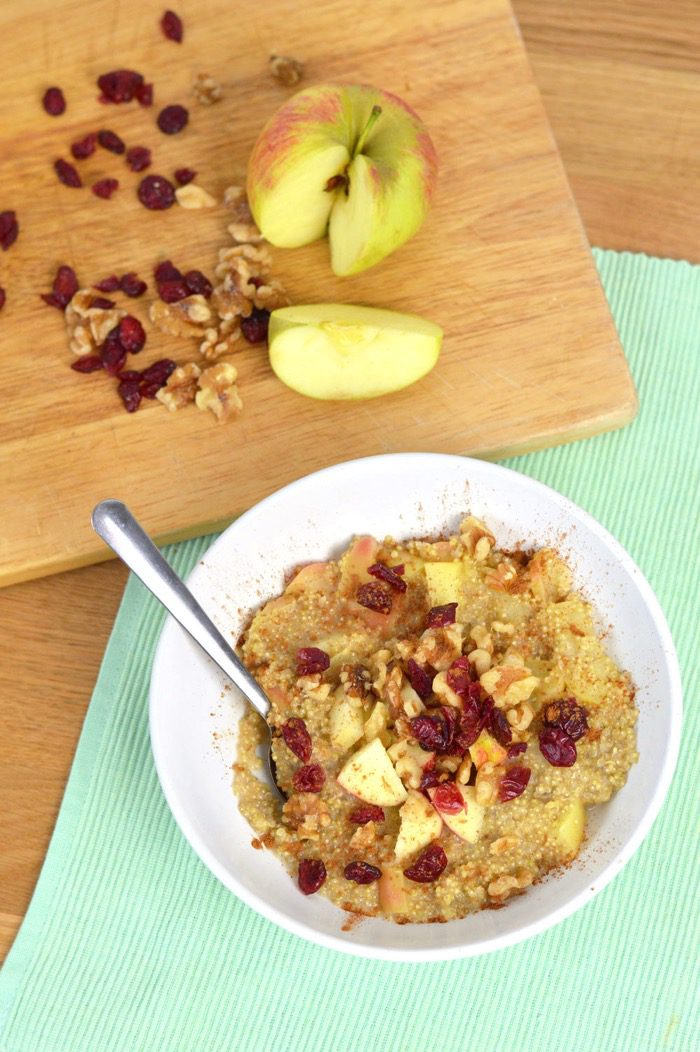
top-left (92, 499), bottom-right (270, 720)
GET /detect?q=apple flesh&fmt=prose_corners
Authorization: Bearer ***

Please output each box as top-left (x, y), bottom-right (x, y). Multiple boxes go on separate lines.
top-left (428, 785), bottom-right (484, 844)
top-left (469, 730), bottom-right (508, 769)
top-left (247, 83), bottom-right (438, 275)
top-left (329, 695), bottom-right (365, 751)
top-left (554, 798), bottom-right (586, 859)
top-left (394, 789), bottom-right (443, 862)
top-left (424, 561), bottom-right (465, 609)
top-left (268, 303), bottom-right (442, 400)
top-left (337, 737), bottom-right (408, 807)
top-left (378, 866), bottom-right (409, 914)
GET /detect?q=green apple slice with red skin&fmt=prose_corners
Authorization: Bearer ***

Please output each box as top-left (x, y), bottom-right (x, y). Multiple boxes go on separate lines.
top-left (268, 303), bottom-right (442, 400)
top-left (337, 737), bottom-right (408, 807)
top-left (247, 83), bottom-right (438, 275)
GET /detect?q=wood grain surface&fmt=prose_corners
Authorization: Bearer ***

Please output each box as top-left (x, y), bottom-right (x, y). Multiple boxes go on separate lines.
top-left (0, 0), bottom-right (635, 588)
top-left (4, 0), bottom-right (699, 965)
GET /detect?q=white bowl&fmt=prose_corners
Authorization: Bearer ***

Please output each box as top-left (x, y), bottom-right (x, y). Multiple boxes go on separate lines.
top-left (149, 454), bottom-right (682, 961)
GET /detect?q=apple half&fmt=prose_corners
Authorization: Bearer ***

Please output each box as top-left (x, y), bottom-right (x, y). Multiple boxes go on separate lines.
top-left (247, 83), bottom-right (438, 275)
top-left (268, 303), bottom-right (442, 400)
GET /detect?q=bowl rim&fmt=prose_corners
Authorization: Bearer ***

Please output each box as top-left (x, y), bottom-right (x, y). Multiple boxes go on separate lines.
top-left (149, 452), bottom-right (683, 962)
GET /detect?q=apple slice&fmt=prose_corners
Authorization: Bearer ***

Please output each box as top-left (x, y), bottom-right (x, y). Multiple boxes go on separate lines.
top-left (268, 304), bottom-right (442, 400)
top-left (394, 789), bottom-right (443, 862)
top-left (363, 701), bottom-right (389, 742)
top-left (424, 561), bottom-right (465, 609)
top-left (378, 865), bottom-right (409, 914)
top-left (337, 737), bottom-right (408, 806)
top-left (329, 695), bottom-right (365, 751)
top-left (553, 798), bottom-right (586, 859)
top-left (428, 785), bottom-right (484, 844)
top-left (469, 730), bottom-right (508, 769)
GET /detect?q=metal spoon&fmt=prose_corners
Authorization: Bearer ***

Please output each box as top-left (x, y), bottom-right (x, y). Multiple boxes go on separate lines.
top-left (91, 499), bottom-right (284, 798)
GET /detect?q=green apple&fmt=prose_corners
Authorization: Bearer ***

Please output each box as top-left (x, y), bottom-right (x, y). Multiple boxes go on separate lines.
top-left (394, 789), bottom-right (443, 862)
top-left (337, 737), bottom-right (408, 807)
top-left (247, 83), bottom-right (438, 275)
top-left (268, 303), bottom-right (442, 400)
top-left (428, 785), bottom-right (484, 844)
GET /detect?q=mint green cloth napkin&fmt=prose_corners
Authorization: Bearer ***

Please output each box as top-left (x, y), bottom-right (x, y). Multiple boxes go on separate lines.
top-left (1, 250), bottom-right (698, 1052)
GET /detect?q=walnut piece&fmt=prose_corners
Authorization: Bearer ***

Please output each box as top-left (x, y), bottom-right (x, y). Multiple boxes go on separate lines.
top-left (193, 72), bottom-right (222, 105)
top-left (195, 360), bottom-right (243, 422)
top-left (269, 54), bottom-right (304, 86)
top-left (156, 362), bottom-right (201, 411)
top-left (149, 296), bottom-right (212, 338)
top-left (65, 289), bottom-right (127, 356)
top-left (223, 186), bottom-right (263, 244)
top-left (199, 318), bottom-right (242, 361)
top-left (175, 184), bottom-right (217, 209)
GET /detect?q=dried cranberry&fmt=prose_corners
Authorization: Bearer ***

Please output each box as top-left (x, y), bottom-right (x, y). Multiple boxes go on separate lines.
top-left (70, 355), bottom-right (103, 373)
top-left (446, 656), bottom-right (474, 696)
top-left (54, 159), bottom-right (82, 188)
top-left (410, 713), bottom-right (450, 753)
top-left (41, 265), bottom-right (78, 310)
top-left (116, 369), bottom-right (142, 382)
top-left (498, 765), bottom-right (531, 802)
top-left (367, 562), bottom-right (407, 593)
top-left (348, 805), bottom-right (385, 825)
top-left (97, 129), bottom-right (125, 155)
top-left (544, 698), bottom-right (589, 742)
top-left (0, 287), bottom-right (5, 311)
top-left (92, 178), bottom-right (119, 200)
top-left (42, 87), bottom-right (65, 116)
top-left (90, 296), bottom-right (116, 310)
top-left (298, 858), bottom-right (326, 895)
top-left (0, 211), bottom-right (18, 251)
top-left (116, 315), bottom-right (146, 353)
top-left (184, 270), bottom-right (213, 298)
top-left (392, 564), bottom-right (405, 575)
top-left (95, 274), bottom-right (120, 293)
top-left (154, 259), bottom-right (182, 283)
top-left (157, 104), bottom-right (189, 135)
top-left (507, 741), bottom-right (528, 758)
top-left (452, 700), bottom-right (482, 753)
top-left (120, 272), bottom-right (147, 297)
top-left (344, 861), bottom-right (381, 884)
top-left (240, 307), bottom-right (270, 344)
top-left (539, 727), bottom-right (577, 767)
top-left (296, 647), bottom-right (330, 676)
top-left (426, 602), bottom-right (457, 627)
top-left (141, 358), bottom-right (176, 386)
top-left (432, 782), bottom-right (464, 815)
top-left (281, 717), bottom-right (312, 763)
top-left (135, 83), bottom-right (153, 107)
top-left (158, 280), bottom-right (189, 307)
top-left (161, 9), bottom-right (184, 42)
top-left (98, 69), bottom-right (144, 104)
top-left (356, 581), bottom-right (392, 614)
top-left (489, 707), bottom-right (512, 747)
top-left (71, 133), bottom-right (97, 160)
top-left (406, 658), bottom-right (433, 701)
top-left (292, 763), bottom-right (325, 793)
top-left (137, 174), bottom-right (175, 210)
top-left (100, 329), bottom-right (126, 374)
top-left (117, 378), bottom-right (142, 413)
top-left (174, 167), bottom-right (196, 186)
top-left (125, 146), bottom-right (152, 172)
top-left (404, 842), bottom-right (447, 883)
top-left (418, 766), bottom-right (441, 792)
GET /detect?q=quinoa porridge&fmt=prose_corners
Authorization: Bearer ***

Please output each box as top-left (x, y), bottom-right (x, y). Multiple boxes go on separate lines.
top-left (233, 514), bottom-right (638, 923)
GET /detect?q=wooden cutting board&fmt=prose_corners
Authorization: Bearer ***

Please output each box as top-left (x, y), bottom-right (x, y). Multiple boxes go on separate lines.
top-left (0, 0), bottom-right (636, 587)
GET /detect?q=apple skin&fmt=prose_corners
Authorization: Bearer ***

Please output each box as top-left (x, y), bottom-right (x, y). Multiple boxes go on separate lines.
top-left (247, 83), bottom-right (438, 275)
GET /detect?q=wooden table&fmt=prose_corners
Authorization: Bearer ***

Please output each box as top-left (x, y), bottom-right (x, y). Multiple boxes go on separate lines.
top-left (2, 0), bottom-right (698, 963)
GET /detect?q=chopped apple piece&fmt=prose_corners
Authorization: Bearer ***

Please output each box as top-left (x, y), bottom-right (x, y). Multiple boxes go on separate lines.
top-left (329, 696), bottom-right (365, 751)
top-left (378, 866), bottom-right (409, 914)
top-left (395, 789), bottom-right (443, 862)
top-left (554, 798), bottom-right (586, 859)
top-left (337, 738), bottom-right (408, 806)
top-left (364, 701), bottom-right (389, 741)
top-left (424, 561), bottom-right (465, 609)
top-left (469, 730), bottom-right (508, 769)
top-left (283, 560), bottom-right (337, 596)
top-left (429, 785), bottom-right (484, 843)
top-left (338, 535), bottom-right (378, 593)
top-left (387, 739), bottom-right (435, 789)
top-left (268, 304), bottom-right (442, 400)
